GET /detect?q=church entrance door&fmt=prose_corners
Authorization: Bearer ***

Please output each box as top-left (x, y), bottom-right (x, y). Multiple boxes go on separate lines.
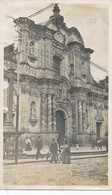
top-left (56, 110), bottom-right (65, 147)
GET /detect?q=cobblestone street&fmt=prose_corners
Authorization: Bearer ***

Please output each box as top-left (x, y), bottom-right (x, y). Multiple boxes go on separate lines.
top-left (3, 157), bottom-right (108, 186)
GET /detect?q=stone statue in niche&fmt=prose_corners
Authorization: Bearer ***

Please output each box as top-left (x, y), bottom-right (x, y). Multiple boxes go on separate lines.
top-left (56, 81), bottom-right (70, 103)
top-left (30, 41), bottom-right (35, 55)
top-left (31, 107), bottom-right (36, 120)
top-left (29, 41), bottom-right (37, 62)
top-left (29, 101), bottom-right (37, 126)
top-left (69, 64), bottom-right (74, 84)
top-left (94, 103), bottom-right (104, 121)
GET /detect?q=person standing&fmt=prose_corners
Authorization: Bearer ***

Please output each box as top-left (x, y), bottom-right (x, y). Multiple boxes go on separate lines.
top-left (62, 138), bottom-right (71, 164)
top-left (35, 136), bottom-right (43, 159)
top-left (50, 138), bottom-right (58, 163)
top-left (25, 137), bottom-right (32, 151)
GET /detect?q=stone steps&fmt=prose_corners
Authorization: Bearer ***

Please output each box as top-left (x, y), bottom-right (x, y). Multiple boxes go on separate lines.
top-left (71, 150), bottom-right (107, 156)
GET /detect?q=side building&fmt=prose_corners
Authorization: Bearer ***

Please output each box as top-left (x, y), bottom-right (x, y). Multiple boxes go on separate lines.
top-left (4, 4), bottom-right (108, 149)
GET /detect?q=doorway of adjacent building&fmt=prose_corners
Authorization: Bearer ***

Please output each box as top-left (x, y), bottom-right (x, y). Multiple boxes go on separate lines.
top-left (96, 122), bottom-right (101, 139)
top-left (56, 110), bottom-right (65, 147)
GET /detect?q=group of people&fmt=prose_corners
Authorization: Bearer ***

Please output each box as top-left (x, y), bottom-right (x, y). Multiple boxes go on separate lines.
top-left (91, 138), bottom-right (108, 152)
top-left (25, 136), bottom-right (71, 164)
top-left (25, 136), bottom-right (43, 160)
top-left (49, 137), bottom-right (71, 164)
top-left (25, 136), bottom-right (108, 164)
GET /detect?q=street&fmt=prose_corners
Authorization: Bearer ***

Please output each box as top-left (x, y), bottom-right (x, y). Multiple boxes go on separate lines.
top-left (3, 156), bottom-right (108, 186)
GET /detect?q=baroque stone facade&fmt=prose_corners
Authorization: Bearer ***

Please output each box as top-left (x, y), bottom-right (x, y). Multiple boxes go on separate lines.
top-left (4, 4), bottom-right (108, 146)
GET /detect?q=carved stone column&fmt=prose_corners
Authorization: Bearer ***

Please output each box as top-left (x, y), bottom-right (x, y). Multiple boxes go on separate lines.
top-left (5, 78), bottom-right (13, 124)
top-left (48, 94), bottom-right (52, 132)
top-left (41, 93), bottom-right (46, 132)
top-left (82, 100), bottom-right (88, 131)
top-left (46, 94), bottom-right (48, 131)
top-left (72, 102), bottom-right (77, 132)
top-left (78, 100), bottom-right (82, 131)
top-left (52, 94), bottom-right (56, 132)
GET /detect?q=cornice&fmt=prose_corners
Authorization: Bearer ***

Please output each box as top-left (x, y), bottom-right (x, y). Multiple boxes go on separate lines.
top-left (68, 41), bottom-right (94, 54)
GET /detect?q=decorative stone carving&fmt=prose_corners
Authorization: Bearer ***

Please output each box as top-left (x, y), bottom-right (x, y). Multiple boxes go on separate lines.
top-left (28, 41), bottom-right (37, 62)
top-left (94, 103), bottom-right (104, 121)
top-left (78, 100), bottom-right (82, 131)
top-left (29, 101), bottom-right (37, 126)
top-left (21, 86), bottom-right (39, 98)
top-left (58, 102), bottom-right (68, 111)
top-left (53, 30), bottom-right (66, 44)
top-left (56, 80), bottom-right (70, 103)
top-left (50, 4), bottom-right (65, 29)
top-left (72, 102), bottom-right (77, 132)
top-left (82, 101), bottom-right (89, 131)
top-left (69, 64), bottom-right (74, 84)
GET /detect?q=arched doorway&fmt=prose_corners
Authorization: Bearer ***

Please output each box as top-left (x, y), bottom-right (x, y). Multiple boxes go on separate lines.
top-left (56, 110), bottom-right (65, 147)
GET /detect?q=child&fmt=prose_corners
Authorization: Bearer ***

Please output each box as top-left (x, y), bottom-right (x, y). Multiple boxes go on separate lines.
top-left (76, 144), bottom-right (79, 150)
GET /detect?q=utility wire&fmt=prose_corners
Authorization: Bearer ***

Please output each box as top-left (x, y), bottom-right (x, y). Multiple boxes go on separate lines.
top-left (91, 61), bottom-right (108, 74)
top-left (5, 6), bottom-right (108, 75)
top-left (28, 3), bottom-right (55, 19)
top-left (4, 43), bottom-right (108, 75)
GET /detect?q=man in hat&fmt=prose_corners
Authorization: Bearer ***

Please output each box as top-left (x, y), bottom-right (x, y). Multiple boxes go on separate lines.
top-left (50, 138), bottom-right (58, 163)
top-left (35, 136), bottom-right (43, 159)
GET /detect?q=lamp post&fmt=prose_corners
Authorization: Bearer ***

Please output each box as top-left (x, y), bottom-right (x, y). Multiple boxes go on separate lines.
top-left (15, 52), bottom-right (20, 164)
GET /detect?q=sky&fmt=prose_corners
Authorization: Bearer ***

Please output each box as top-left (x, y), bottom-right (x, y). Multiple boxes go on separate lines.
top-left (1, 0), bottom-right (109, 81)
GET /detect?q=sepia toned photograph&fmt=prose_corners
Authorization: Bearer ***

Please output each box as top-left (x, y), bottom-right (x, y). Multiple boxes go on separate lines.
top-left (2, 0), bottom-right (109, 189)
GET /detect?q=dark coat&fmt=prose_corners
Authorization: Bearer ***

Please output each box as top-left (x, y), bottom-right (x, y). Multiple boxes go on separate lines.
top-left (62, 144), bottom-right (71, 164)
top-left (35, 139), bottom-right (43, 150)
top-left (50, 141), bottom-right (58, 154)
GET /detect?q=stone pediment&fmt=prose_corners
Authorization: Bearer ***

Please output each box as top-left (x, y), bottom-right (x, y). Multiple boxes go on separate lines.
top-left (53, 30), bottom-right (66, 44)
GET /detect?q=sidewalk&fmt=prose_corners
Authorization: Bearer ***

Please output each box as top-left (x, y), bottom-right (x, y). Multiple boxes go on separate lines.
top-left (3, 146), bottom-right (107, 165)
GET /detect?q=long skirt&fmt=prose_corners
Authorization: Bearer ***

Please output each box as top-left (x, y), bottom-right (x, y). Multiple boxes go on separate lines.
top-left (62, 151), bottom-right (71, 164)
top-left (25, 143), bottom-right (32, 151)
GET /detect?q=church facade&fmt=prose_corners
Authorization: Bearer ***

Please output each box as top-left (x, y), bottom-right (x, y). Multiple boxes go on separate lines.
top-left (4, 4), bottom-right (108, 147)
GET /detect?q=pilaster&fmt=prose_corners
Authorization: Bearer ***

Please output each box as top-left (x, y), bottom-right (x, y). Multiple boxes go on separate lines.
top-left (52, 94), bottom-right (56, 132)
top-left (48, 94), bottom-right (52, 132)
top-left (41, 93), bottom-right (46, 132)
top-left (78, 100), bottom-right (82, 131)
